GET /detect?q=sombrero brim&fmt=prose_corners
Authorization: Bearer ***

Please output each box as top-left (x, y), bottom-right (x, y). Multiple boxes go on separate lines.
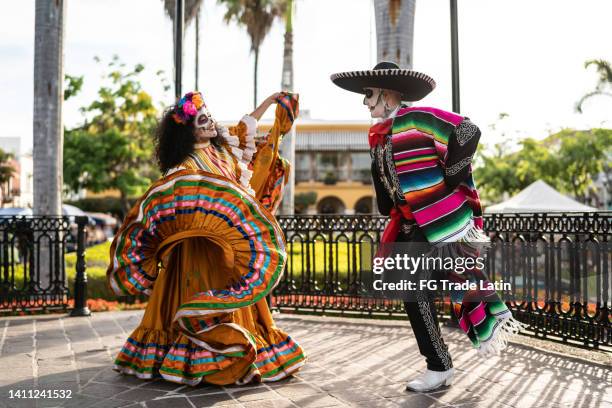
top-left (330, 69), bottom-right (436, 102)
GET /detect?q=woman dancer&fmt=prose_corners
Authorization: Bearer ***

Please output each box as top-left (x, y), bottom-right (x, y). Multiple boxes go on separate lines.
top-left (106, 91), bottom-right (305, 386)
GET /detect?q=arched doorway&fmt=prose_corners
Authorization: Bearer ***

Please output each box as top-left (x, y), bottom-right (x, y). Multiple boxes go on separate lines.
top-left (354, 196), bottom-right (374, 214)
top-left (317, 196), bottom-right (346, 214)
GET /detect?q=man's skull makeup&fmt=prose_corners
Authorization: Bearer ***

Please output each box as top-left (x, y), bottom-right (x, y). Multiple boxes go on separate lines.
top-left (363, 87), bottom-right (398, 119)
top-left (194, 105), bottom-right (218, 140)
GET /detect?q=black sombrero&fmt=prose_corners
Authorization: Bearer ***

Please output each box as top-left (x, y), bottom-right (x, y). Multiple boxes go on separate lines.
top-left (330, 61), bottom-right (436, 102)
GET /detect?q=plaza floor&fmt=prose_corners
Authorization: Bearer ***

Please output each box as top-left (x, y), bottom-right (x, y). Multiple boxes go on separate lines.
top-left (0, 310), bottom-right (610, 408)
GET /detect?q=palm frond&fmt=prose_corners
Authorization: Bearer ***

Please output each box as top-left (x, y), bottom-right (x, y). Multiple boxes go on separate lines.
top-left (162, 0), bottom-right (204, 26)
top-left (584, 59), bottom-right (612, 85)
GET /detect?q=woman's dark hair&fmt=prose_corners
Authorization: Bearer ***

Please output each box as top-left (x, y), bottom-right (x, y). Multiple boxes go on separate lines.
top-left (155, 109), bottom-right (196, 172)
top-left (155, 108), bottom-right (224, 173)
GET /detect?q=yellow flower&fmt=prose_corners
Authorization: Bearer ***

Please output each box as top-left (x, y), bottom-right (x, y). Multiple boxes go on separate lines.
top-left (192, 93), bottom-right (204, 109)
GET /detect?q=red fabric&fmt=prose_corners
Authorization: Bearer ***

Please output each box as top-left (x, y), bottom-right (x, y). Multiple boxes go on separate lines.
top-left (376, 201), bottom-right (415, 260)
top-left (370, 120), bottom-right (415, 259)
top-left (368, 119), bottom-right (393, 148)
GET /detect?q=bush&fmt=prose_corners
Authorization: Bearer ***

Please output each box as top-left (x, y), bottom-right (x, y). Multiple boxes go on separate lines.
top-left (66, 197), bottom-right (136, 218)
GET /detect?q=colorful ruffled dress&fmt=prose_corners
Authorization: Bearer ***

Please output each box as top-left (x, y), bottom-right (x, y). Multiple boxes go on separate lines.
top-left (107, 95), bottom-right (305, 386)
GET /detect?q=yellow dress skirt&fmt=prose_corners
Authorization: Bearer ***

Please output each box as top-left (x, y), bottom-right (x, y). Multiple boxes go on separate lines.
top-left (106, 95), bottom-right (304, 386)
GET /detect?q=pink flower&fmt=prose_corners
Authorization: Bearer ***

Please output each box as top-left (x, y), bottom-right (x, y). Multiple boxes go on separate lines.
top-left (183, 100), bottom-right (197, 116)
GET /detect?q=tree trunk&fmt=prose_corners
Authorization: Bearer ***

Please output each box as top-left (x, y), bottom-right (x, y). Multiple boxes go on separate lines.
top-left (253, 47), bottom-right (259, 109)
top-left (374, 0), bottom-right (416, 68)
top-left (33, 0), bottom-right (66, 292)
top-left (33, 0), bottom-right (65, 217)
top-left (120, 190), bottom-right (131, 218)
top-left (195, 11), bottom-right (200, 90)
top-left (281, 0), bottom-right (294, 92)
top-left (279, 0), bottom-right (295, 215)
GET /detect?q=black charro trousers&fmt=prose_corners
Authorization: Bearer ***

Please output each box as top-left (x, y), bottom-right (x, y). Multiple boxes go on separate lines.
top-left (399, 226), bottom-right (453, 372)
top-left (371, 161), bottom-right (453, 372)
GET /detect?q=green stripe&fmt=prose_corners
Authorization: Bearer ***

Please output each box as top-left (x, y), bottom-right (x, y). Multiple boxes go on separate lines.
top-left (115, 359), bottom-right (157, 373)
top-left (159, 366), bottom-right (217, 379)
top-left (424, 206), bottom-right (472, 242)
top-left (261, 353), bottom-right (305, 378)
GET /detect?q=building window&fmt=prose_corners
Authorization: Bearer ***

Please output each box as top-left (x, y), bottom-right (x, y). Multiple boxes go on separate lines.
top-left (295, 153), bottom-right (312, 182)
top-left (354, 196), bottom-right (374, 214)
top-left (314, 152), bottom-right (349, 184)
top-left (350, 152), bottom-right (371, 183)
top-left (317, 196), bottom-right (346, 214)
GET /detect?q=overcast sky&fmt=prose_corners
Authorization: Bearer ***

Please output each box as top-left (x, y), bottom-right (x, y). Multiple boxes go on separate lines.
top-left (1, 0), bottom-right (611, 155)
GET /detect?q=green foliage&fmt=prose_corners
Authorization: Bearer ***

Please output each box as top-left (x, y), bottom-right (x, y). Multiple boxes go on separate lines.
top-left (65, 196), bottom-right (136, 218)
top-left (63, 56), bottom-right (162, 212)
top-left (576, 59), bottom-right (612, 113)
top-left (65, 241), bottom-right (113, 299)
top-left (219, 0), bottom-right (286, 51)
top-left (475, 128), bottom-right (612, 203)
top-left (64, 74), bottom-right (83, 101)
top-left (295, 191), bottom-right (317, 213)
top-left (553, 129), bottom-right (611, 200)
top-left (0, 148), bottom-right (15, 185)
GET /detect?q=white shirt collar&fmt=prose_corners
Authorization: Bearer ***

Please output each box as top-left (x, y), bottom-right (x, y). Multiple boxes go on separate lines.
top-left (387, 105), bottom-right (402, 119)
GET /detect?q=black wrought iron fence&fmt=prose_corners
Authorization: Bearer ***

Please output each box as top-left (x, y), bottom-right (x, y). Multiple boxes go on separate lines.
top-left (1, 213), bottom-right (609, 349)
top-left (0, 216), bottom-right (89, 315)
top-left (274, 213), bottom-right (611, 349)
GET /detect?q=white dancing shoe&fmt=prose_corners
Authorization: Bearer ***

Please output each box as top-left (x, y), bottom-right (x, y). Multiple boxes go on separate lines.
top-left (405, 368), bottom-right (454, 392)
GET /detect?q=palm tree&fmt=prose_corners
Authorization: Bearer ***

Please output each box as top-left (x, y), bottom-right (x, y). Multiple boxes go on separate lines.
top-left (163, 0), bottom-right (204, 91)
top-left (280, 0), bottom-right (293, 91)
top-left (374, 0), bottom-right (416, 68)
top-left (33, 0), bottom-right (66, 291)
top-left (33, 0), bottom-right (65, 217)
top-left (279, 0), bottom-right (294, 214)
top-left (576, 59), bottom-right (612, 113)
top-left (218, 0), bottom-right (287, 108)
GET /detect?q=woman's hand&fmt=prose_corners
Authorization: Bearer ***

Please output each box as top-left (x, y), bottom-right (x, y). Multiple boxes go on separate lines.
top-left (265, 92), bottom-right (283, 104)
top-left (250, 91), bottom-right (286, 120)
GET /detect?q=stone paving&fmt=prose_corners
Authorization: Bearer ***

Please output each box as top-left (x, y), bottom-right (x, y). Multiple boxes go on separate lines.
top-left (0, 311), bottom-right (610, 408)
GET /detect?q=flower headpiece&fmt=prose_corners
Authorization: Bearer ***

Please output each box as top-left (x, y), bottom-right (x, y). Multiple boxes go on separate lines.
top-left (172, 91), bottom-right (206, 125)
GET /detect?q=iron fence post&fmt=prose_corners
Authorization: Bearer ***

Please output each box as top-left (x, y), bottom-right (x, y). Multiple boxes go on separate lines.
top-left (70, 216), bottom-right (90, 316)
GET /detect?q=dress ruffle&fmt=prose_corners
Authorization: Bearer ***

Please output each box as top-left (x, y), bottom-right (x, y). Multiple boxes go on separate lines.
top-left (113, 326), bottom-right (305, 385)
top-left (113, 327), bottom-right (172, 379)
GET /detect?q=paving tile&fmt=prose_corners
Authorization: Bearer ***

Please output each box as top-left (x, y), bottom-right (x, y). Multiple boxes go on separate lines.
top-left (146, 395), bottom-right (195, 408)
top-left (289, 394), bottom-right (347, 408)
top-left (0, 311), bottom-right (605, 408)
top-left (316, 381), bottom-right (353, 392)
top-left (350, 400), bottom-right (401, 408)
top-left (267, 377), bottom-right (305, 387)
top-left (57, 393), bottom-right (106, 408)
top-left (230, 388), bottom-right (279, 402)
top-left (140, 379), bottom-right (189, 392)
top-left (388, 393), bottom-right (448, 408)
top-left (114, 387), bottom-right (168, 402)
top-left (361, 383), bottom-right (407, 398)
top-left (274, 384), bottom-right (322, 399)
top-left (188, 393), bottom-right (241, 407)
top-left (79, 398), bottom-right (133, 408)
top-left (79, 383), bottom-right (132, 399)
top-left (243, 398), bottom-right (296, 408)
top-left (329, 387), bottom-right (383, 403)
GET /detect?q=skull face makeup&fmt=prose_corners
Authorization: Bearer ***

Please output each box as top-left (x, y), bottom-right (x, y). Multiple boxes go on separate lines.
top-left (194, 105), bottom-right (218, 140)
top-left (363, 87), bottom-right (383, 118)
top-left (363, 87), bottom-right (398, 119)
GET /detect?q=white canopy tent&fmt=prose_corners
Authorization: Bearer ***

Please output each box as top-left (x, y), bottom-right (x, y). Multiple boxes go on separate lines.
top-left (485, 180), bottom-right (598, 213)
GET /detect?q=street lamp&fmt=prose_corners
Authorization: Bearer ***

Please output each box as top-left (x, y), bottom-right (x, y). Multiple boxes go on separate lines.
top-left (174, 0), bottom-right (185, 100)
top-left (450, 0), bottom-right (460, 113)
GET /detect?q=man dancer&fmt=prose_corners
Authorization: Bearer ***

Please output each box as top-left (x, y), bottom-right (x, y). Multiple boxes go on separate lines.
top-left (330, 61), bottom-right (490, 392)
